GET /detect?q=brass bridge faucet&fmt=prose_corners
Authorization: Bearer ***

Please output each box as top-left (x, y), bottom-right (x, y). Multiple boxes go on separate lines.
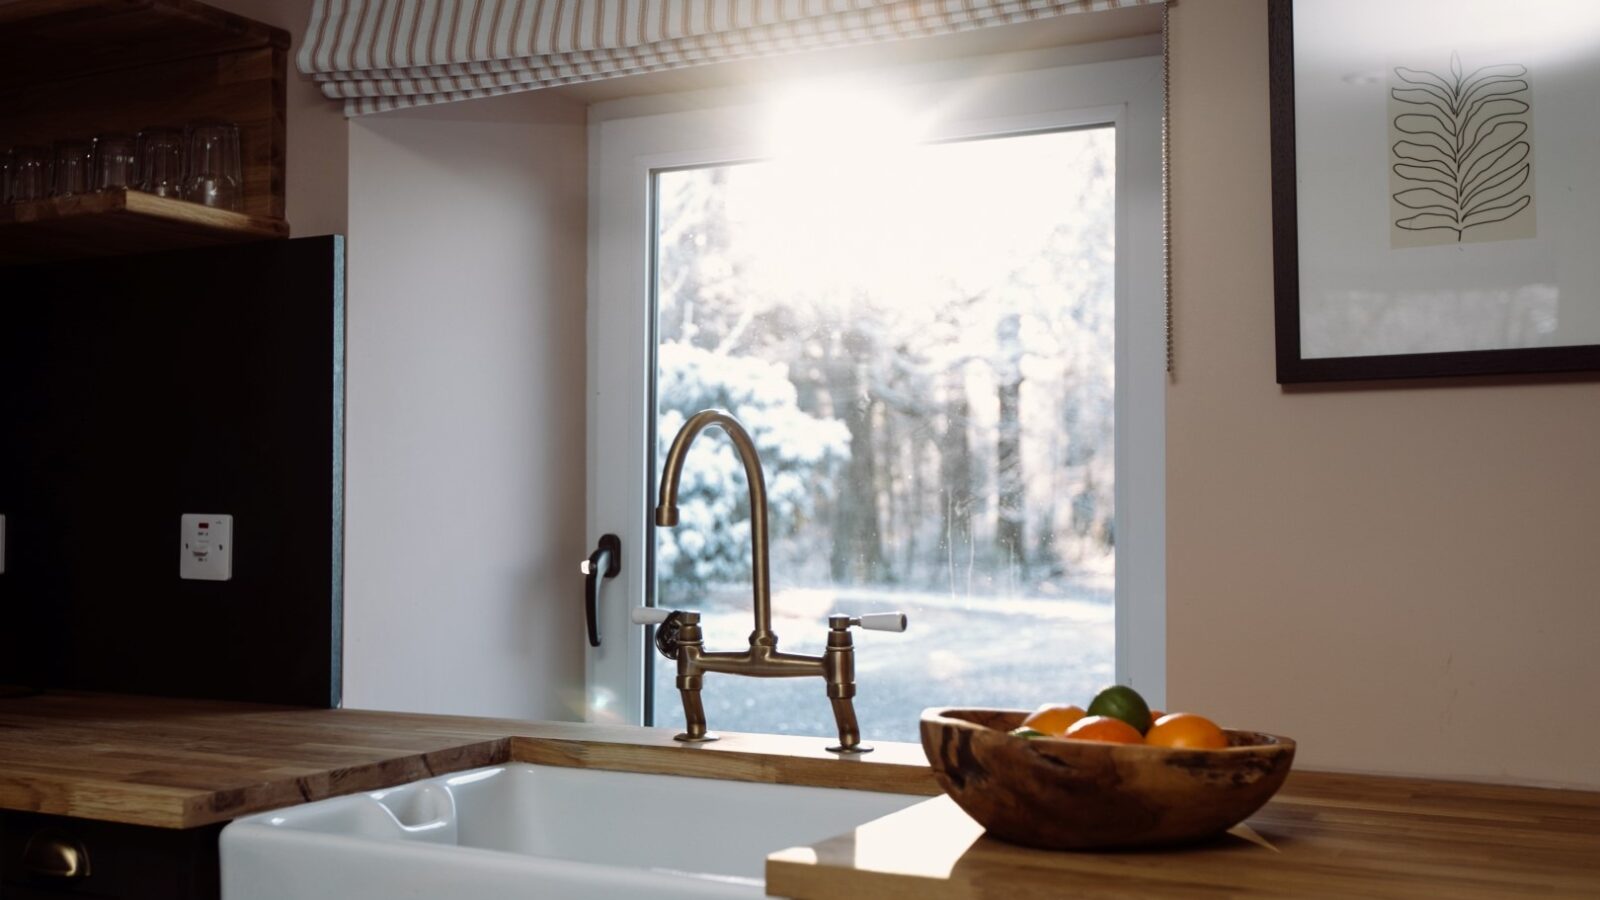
top-left (645, 409), bottom-right (907, 754)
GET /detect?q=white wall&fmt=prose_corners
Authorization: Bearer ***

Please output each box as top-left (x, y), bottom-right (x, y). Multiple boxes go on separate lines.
top-left (204, 4), bottom-right (1598, 787)
top-left (208, 0), bottom-right (585, 718)
top-left (343, 91), bottom-right (589, 720)
top-left (1167, 0), bottom-right (1600, 789)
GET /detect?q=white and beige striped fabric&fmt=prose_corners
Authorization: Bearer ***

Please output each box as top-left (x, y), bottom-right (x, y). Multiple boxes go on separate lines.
top-left (299, 0), bottom-right (1162, 116)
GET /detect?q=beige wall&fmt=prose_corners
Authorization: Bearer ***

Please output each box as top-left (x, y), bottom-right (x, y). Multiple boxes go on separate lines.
top-left (196, 3), bottom-right (586, 720)
top-left (1167, 0), bottom-right (1600, 788)
top-left (342, 91), bottom-right (588, 720)
top-left (204, 0), bottom-right (348, 236)
top-left (198, 0), bottom-right (1599, 786)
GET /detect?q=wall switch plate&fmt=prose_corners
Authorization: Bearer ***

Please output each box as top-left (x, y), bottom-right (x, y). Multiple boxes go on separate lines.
top-left (180, 513), bottom-right (233, 581)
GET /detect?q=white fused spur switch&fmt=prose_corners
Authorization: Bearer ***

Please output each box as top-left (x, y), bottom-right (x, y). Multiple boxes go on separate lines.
top-left (180, 514), bottom-right (233, 581)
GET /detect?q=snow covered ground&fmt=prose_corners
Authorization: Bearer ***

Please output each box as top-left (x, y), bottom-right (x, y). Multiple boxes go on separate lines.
top-left (649, 581), bottom-right (1114, 744)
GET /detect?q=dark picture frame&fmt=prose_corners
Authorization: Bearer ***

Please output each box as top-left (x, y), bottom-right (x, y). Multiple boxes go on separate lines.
top-left (1268, 0), bottom-right (1600, 384)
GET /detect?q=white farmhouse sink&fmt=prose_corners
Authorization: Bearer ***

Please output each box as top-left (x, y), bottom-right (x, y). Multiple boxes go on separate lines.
top-left (220, 762), bottom-right (921, 899)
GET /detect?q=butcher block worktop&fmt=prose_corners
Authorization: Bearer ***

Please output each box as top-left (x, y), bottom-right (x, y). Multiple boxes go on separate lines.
top-left (3, 691), bottom-right (1598, 899)
top-left (0, 690), bottom-right (935, 829)
top-left (768, 774), bottom-right (1600, 899)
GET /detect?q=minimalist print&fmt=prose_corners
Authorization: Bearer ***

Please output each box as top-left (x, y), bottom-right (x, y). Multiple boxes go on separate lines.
top-left (1388, 52), bottom-right (1535, 248)
top-left (1273, 0), bottom-right (1600, 381)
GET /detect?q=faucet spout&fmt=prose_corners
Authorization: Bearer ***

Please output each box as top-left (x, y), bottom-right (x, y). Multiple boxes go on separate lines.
top-left (655, 409), bottom-right (775, 648)
top-left (652, 410), bottom-right (903, 754)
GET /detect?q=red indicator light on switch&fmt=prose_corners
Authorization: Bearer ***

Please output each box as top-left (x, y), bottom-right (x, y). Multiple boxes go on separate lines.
top-left (180, 514), bottom-right (232, 581)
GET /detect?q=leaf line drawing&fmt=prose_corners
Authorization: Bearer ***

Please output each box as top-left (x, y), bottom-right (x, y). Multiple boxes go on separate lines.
top-left (1390, 52), bottom-right (1532, 242)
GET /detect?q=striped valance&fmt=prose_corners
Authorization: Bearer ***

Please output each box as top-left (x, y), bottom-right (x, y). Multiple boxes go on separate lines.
top-left (299, 0), bottom-right (1162, 116)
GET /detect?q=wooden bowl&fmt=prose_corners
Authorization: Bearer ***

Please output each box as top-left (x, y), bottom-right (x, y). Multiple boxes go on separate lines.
top-left (920, 708), bottom-right (1296, 850)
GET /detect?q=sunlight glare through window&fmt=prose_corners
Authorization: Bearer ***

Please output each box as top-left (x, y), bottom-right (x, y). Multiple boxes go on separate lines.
top-left (652, 123), bottom-right (1117, 743)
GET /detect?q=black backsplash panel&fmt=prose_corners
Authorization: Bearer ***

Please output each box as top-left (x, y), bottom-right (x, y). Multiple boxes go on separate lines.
top-left (0, 236), bottom-right (344, 707)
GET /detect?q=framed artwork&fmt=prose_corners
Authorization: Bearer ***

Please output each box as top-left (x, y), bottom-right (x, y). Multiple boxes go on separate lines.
top-left (1269, 0), bottom-right (1600, 383)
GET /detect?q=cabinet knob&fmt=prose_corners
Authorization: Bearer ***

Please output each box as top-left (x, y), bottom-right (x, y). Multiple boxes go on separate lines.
top-left (22, 829), bottom-right (91, 879)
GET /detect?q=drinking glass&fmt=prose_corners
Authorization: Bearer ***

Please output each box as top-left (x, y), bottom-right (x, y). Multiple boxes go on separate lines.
top-left (92, 133), bottom-right (138, 191)
top-left (183, 121), bottom-right (242, 211)
top-left (10, 145), bottom-right (49, 203)
top-left (51, 138), bottom-right (93, 197)
top-left (137, 127), bottom-right (185, 199)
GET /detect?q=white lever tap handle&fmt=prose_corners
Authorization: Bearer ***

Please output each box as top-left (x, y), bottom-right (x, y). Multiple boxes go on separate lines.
top-left (857, 612), bottom-right (908, 632)
top-left (630, 607), bottom-right (672, 626)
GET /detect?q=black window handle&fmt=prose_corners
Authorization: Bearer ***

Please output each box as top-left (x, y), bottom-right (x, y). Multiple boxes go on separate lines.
top-left (582, 534), bottom-right (621, 647)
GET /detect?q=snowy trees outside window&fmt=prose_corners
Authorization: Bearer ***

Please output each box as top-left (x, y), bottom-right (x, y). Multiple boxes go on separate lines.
top-left (655, 342), bottom-right (850, 587)
top-left (650, 126), bottom-right (1118, 740)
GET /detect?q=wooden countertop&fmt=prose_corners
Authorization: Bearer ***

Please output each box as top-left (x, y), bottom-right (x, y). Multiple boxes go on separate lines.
top-left (7, 691), bottom-right (1598, 898)
top-left (0, 690), bottom-right (936, 829)
top-left (767, 772), bottom-right (1600, 899)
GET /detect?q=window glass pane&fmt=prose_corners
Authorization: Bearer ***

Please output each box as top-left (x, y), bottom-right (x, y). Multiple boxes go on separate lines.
top-left (652, 127), bottom-right (1115, 742)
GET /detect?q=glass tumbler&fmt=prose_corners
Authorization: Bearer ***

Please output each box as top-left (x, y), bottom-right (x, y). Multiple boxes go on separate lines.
top-left (183, 121), bottom-right (242, 211)
top-left (137, 127), bottom-right (185, 199)
top-left (51, 138), bottom-right (94, 197)
top-left (10, 145), bottom-right (50, 203)
top-left (92, 133), bottom-right (138, 191)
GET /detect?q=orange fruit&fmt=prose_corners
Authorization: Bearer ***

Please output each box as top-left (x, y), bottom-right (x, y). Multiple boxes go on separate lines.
top-left (1064, 715), bottom-right (1143, 744)
top-left (1145, 713), bottom-right (1228, 750)
top-left (1149, 709), bottom-right (1166, 722)
top-left (1021, 704), bottom-right (1086, 736)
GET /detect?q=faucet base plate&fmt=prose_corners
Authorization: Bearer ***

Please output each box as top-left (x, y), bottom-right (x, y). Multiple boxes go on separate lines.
top-left (826, 744), bottom-right (873, 755)
top-left (674, 732), bottom-right (721, 744)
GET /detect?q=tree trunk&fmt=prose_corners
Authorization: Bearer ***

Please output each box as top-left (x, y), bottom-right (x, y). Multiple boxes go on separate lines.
top-left (995, 313), bottom-right (1026, 573)
top-left (939, 364), bottom-right (974, 590)
top-left (881, 405), bottom-right (900, 584)
top-left (906, 415), bottom-right (925, 583)
top-left (828, 330), bottom-right (886, 584)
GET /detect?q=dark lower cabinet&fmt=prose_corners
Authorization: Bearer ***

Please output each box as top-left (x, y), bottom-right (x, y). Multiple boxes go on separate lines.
top-left (0, 812), bottom-right (221, 900)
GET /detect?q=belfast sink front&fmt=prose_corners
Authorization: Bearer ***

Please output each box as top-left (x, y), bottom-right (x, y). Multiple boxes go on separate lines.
top-left (219, 761), bottom-right (922, 899)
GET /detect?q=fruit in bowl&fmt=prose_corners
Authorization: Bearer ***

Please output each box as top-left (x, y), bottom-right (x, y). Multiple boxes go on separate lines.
top-left (921, 687), bottom-right (1295, 850)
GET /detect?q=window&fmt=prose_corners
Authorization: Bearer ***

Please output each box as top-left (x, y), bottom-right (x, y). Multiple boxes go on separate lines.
top-left (588, 53), bottom-right (1164, 741)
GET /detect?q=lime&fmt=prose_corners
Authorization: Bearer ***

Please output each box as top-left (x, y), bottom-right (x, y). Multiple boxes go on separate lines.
top-left (1086, 685), bottom-right (1153, 735)
top-left (1008, 727), bottom-right (1051, 740)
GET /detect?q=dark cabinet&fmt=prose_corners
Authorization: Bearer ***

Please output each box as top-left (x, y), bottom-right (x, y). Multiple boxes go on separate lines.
top-left (0, 811), bottom-right (222, 899)
top-left (0, 236), bottom-right (346, 705)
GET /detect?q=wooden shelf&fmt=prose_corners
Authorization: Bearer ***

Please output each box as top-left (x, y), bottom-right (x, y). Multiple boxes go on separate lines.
top-left (0, 189), bottom-right (289, 264)
top-left (0, 0), bottom-right (290, 234)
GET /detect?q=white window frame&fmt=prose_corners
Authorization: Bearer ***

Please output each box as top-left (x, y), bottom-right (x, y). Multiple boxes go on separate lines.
top-left (585, 51), bottom-right (1166, 728)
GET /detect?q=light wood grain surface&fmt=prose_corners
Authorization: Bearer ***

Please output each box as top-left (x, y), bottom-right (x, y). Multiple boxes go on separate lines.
top-left (0, 691), bottom-right (935, 829)
top-left (7, 691), bottom-right (1598, 898)
top-left (0, 189), bottom-right (289, 264)
top-left (767, 772), bottom-right (1600, 899)
top-left (921, 708), bottom-right (1295, 850)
